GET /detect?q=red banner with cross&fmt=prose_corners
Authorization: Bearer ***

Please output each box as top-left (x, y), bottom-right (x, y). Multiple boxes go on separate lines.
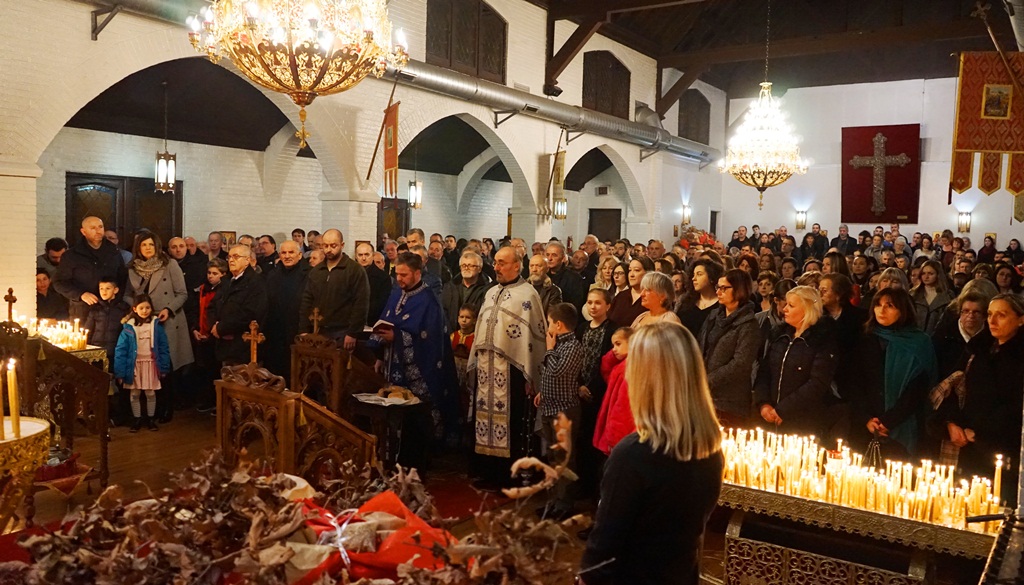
top-left (382, 102), bottom-right (400, 197)
top-left (841, 123), bottom-right (921, 224)
top-left (950, 52), bottom-right (1024, 218)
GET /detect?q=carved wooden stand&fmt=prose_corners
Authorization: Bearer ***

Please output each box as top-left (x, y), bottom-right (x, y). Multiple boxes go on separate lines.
top-left (216, 322), bottom-right (377, 489)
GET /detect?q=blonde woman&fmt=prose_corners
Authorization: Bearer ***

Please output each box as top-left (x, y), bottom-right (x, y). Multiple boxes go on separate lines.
top-left (754, 285), bottom-right (838, 437)
top-left (593, 255), bottom-right (619, 291)
top-left (631, 272), bottom-right (682, 328)
top-left (580, 322), bottom-right (724, 585)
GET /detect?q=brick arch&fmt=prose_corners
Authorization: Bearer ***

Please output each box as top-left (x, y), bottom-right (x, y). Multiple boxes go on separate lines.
top-left (392, 110), bottom-right (536, 212)
top-left (563, 144), bottom-right (648, 219)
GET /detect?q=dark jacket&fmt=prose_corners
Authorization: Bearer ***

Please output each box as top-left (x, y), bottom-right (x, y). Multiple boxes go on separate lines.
top-left (932, 330), bottom-right (1024, 503)
top-left (364, 263), bottom-right (393, 327)
top-left (177, 253), bottom-right (208, 330)
top-left (911, 287), bottom-right (955, 337)
top-left (440, 273), bottom-right (493, 333)
top-left (931, 308), bottom-right (972, 379)
top-left (84, 297), bottom-right (129, 355)
top-left (298, 254), bottom-right (369, 339)
top-left (36, 290), bottom-right (69, 321)
top-left (548, 266), bottom-right (587, 311)
top-left (425, 257), bottom-right (452, 284)
top-left (213, 266), bottom-right (269, 364)
top-left (829, 235), bottom-right (857, 256)
top-left (754, 319), bottom-right (839, 437)
top-left (848, 332), bottom-right (932, 455)
top-left (609, 289), bottom-right (645, 331)
top-left (258, 252), bottom-right (279, 274)
top-left (264, 262), bottom-right (310, 377)
top-left (532, 279), bottom-right (562, 315)
top-left (830, 303), bottom-right (868, 400)
top-left (698, 304), bottom-right (761, 421)
top-left (53, 238), bottom-right (127, 321)
top-left (582, 434), bottom-right (724, 585)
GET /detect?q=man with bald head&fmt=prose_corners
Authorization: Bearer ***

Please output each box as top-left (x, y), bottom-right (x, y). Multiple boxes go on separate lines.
top-left (264, 240), bottom-right (309, 378)
top-left (54, 216), bottom-right (128, 321)
top-left (169, 236), bottom-right (207, 329)
top-left (469, 245), bottom-right (546, 488)
top-left (299, 229), bottom-right (369, 350)
top-left (357, 241), bottom-right (392, 326)
top-left (647, 239), bottom-right (666, 260)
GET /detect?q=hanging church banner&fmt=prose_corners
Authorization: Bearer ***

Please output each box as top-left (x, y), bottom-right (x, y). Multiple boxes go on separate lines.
top-left (950, 52), bottom-right (1024, 219)
top-left (383, 102), bottom-right (400, 197)
top-left (841, 123), bottom-right (921, 223)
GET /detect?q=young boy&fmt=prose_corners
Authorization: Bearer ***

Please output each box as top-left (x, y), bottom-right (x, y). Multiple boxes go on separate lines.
top-left (451, 304), bottom-right (477, 444)
top-left (575, 288), bottom-right (616, 498)
top-left (84, 277), bottom-right (130, 424)
top-left (534, 302), bottom-right (584, 519)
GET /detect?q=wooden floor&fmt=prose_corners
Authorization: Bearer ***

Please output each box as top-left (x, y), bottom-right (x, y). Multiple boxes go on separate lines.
top-left (24, 408), bottom-right (220, 527)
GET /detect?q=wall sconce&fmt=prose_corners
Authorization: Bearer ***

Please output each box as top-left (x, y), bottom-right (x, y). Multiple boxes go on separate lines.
top-left (958, 211), bottom-right (971, 233)
top-left (682, 205), bottom-right (692, 225)
top-left (795, 211), bottom-right (807, 231)
top-left (408, 180), bottom-right (423, 209)
top-left (553, 195), bottom-right (567, 220)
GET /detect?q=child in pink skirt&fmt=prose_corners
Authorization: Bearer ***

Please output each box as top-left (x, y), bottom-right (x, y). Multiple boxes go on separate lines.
top-left (114, 294), bottom-right (171, 432)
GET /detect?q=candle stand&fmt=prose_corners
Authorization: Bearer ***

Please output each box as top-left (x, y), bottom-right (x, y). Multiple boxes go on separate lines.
top-left (0, 418), bottom-right (50, 532)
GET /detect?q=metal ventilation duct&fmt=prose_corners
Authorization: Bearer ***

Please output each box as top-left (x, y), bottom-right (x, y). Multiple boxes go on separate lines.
top-left (1006, 0), bottom-right (1024, 51)
top-left (73, 0), bottom-right (719, 164)
top-left (387, 60), bottom-right (719, 164)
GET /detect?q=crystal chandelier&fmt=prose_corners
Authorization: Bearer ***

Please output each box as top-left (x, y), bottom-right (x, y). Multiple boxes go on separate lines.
top-left (187, 0), bottom-right (409, 148)
top-left (718, 0), bottom-right (807, 209)
top-left (155, 81), bottom-right (176, 193)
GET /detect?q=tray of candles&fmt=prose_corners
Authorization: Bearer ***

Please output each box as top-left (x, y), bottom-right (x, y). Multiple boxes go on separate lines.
top-left (719, 428), bottom-right (1000, 559)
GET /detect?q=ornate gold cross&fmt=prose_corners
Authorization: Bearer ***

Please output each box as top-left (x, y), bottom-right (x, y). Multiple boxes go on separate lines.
top-left (242, 320), bottom-right (265, 364)
top-left (849, 133), bottom-right (911, 217)
top-left (4, 288), bottom-right (16, 323)
top-left (309, 307), bottom-right (323, 336)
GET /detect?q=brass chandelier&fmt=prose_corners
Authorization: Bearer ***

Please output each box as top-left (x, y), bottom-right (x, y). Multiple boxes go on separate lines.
top-left (187, 0), bottom-right (409, 148)
top-left (718, 0), bottom-right (807, 208)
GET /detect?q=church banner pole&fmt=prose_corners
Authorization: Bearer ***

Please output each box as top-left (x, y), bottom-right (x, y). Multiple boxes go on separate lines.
top-left (973, 1), bottom-right (1024, 97)
top-left (365, 75), bottom-right (401, 183)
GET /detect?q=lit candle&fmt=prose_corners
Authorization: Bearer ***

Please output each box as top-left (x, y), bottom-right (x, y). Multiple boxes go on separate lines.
top-left (994, 454), bottom-right (1003, 503)
top-left (6, 359), bottom-right (18, 439)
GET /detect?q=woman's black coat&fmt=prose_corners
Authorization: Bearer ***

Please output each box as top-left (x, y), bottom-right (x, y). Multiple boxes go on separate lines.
top-left (754, 318), bottom-right (839, 437)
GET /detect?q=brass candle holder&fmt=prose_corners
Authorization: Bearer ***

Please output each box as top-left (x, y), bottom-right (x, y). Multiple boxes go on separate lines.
top-left (0, 417), bottom-right (51, 533)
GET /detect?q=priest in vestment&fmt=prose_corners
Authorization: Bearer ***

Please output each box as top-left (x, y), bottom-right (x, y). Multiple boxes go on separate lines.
top-left (469, 246), bottom-right (546, 487)
top-left (374, 252), bottom-right (456, 469)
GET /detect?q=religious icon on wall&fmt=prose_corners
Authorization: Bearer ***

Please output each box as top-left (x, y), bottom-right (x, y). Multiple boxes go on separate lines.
top-left (982, 85), bottom-right (1012, 119)
top-left (221, 231), bottom-right (237, 245)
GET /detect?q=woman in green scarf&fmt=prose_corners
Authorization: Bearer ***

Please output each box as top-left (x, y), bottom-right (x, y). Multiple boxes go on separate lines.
top-left (849, 287), bottom-right (938, 459)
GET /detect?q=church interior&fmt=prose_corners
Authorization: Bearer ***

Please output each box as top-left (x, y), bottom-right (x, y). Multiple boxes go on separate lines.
top-left (3, 0), bottom-right (1024, 582)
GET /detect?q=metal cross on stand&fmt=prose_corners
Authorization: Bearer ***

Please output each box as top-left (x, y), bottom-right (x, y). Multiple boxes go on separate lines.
top-left (242, 320), bottom-right (265, 365)
top-left (4, 288), bottom-right (16, 323)
top-left (309, 308), bottom-right (323, 336)
top-left (849, 132), bottom-right (911, 217)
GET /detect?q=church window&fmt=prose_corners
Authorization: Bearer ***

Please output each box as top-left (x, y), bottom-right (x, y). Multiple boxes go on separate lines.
top-left (426, 0), bottom-right (507, 84)
top-left (582, 51), bottom-right (630, 120)
top-left (678, 88), bottom-right (710, 145)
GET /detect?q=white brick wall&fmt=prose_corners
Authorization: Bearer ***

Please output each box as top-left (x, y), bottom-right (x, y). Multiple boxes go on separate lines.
top-left (37, 127), bottom-right (325, 249)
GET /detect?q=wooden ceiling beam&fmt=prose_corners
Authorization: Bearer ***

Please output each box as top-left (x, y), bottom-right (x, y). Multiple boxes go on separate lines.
top-left (551, 0), bottom-right (705, 21)
top-left (658, 17), bottom-right (1001, 69)
top-left (546, 17), bottom-right (605, 86)
top-left (655, 66), bottom-right (708, 116)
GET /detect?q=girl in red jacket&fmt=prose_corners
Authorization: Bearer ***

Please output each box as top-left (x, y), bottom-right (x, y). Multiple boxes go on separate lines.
top-left (593, 327), bottom-right (635, 455)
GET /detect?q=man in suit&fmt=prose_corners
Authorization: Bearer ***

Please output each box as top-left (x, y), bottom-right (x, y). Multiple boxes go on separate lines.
top-left (212, 244), bottom-right (268, 366)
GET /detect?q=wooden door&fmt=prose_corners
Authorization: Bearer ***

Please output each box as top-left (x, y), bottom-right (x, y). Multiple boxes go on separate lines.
top-left (377, 198), bottom-right (409, 242)
top-left (65, 174), bottom-right (122, 245)
top-left (65, 173), bottom-right (183, 250)
top-left (588, 209), bottom-right (621, 243)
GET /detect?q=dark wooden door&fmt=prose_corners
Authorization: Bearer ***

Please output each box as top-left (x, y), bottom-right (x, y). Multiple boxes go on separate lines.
top-left (66, 172), bottom-right (183, 249)
top-left (588, 209), bottom-right (621, 243)
top-left (377, 198), bottom-right (409, 242)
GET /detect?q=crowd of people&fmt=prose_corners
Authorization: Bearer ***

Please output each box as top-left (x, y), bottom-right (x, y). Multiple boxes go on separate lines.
top-left (32, 216), bottom-right (1024, 584)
